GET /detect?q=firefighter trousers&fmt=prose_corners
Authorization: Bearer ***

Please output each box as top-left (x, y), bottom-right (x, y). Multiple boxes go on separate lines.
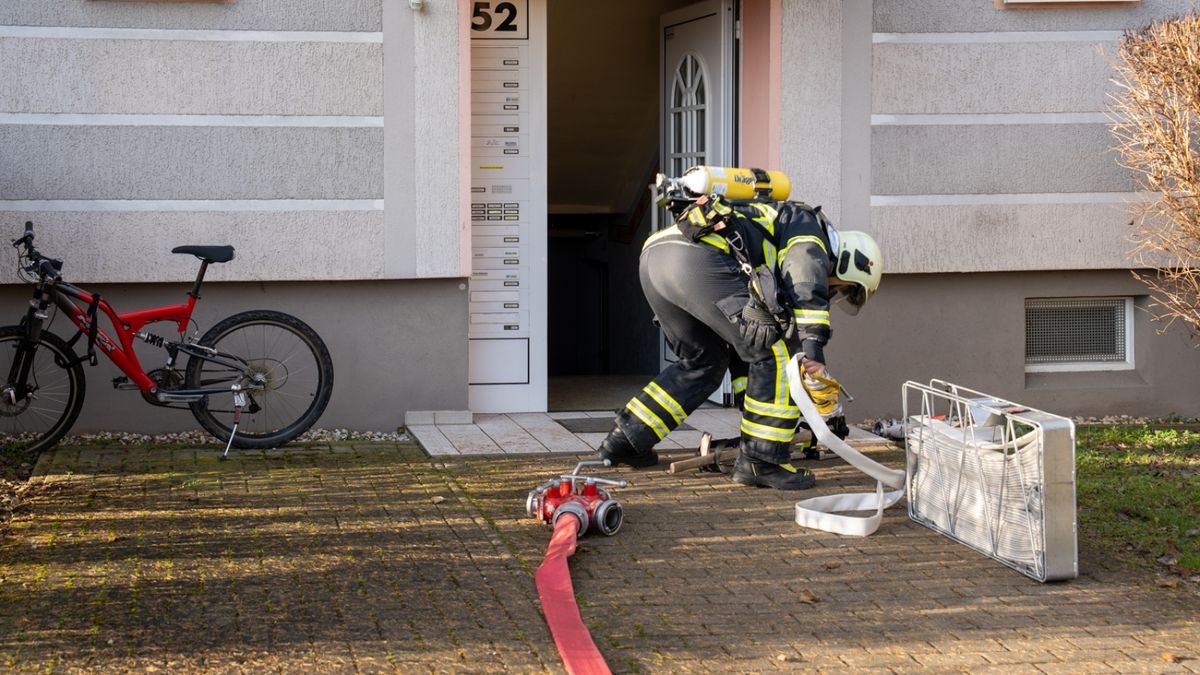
top-left (613, 238), bottom-right (800, 465)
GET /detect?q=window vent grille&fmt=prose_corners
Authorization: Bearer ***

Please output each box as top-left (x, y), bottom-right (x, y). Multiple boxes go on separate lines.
top-left (1025, 297), bottom-right (1132, 371)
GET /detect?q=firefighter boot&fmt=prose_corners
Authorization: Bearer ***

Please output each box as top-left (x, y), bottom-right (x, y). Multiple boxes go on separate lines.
top-left (730, 454), bottom-right (816, 490)
top-left (598, 427), bottom-right (659, 469)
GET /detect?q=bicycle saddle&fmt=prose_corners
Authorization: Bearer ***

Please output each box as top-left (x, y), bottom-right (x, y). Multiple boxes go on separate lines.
top-left (172, 245), bottom-right (235, 264)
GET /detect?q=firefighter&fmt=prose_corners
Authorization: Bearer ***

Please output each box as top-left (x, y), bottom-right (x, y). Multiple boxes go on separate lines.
top-left (597, 173), bottom-right (882, 490)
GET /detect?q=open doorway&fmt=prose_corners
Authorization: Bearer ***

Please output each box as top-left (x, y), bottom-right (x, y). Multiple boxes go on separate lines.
top-left (545, 0), bottom-right (732, 411)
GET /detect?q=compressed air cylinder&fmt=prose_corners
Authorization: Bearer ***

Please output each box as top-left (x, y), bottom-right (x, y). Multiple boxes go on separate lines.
top-left (678, 165), bottom-right (791, 201)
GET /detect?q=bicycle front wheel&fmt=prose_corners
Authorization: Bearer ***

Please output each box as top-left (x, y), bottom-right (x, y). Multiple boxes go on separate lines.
top-left (186, 310), bottom-right (334, 449)
top-left (0, 325), bottom-right (86, 455)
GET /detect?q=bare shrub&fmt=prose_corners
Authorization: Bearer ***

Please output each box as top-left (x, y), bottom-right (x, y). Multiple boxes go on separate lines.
top-left (1109, 12), bottom-right (1200, 338)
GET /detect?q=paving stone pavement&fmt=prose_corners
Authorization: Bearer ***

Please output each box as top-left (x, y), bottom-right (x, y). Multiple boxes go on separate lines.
top-left (0, 442), bottom-right (1196, 673)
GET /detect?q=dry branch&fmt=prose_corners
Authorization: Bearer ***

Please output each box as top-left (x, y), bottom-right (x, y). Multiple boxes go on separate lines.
top-left (1109, 12), bottom-right (1200, 338)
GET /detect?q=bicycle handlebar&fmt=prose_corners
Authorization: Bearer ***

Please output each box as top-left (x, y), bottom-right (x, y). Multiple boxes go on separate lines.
top-left (36, 257), bottom-right (63, 280)
top-left (12, 221), bottom-right (62, 281)
top-left (11, 221), bottom-right (34, 252)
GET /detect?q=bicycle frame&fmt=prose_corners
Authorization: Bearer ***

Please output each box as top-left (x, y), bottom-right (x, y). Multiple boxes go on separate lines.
top-left (6, 221), bottom-right (333, 456)
top-left (50, 280), bottom-right (196, 394)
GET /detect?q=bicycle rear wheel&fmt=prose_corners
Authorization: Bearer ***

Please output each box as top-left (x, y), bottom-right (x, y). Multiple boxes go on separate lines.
top-left (186, 310), bottom-right (333, 449)
top-left (0, 326), bottom-right (86, 455)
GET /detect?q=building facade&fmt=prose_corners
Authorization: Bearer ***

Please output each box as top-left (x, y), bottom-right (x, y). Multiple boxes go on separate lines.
top-left (0, 0), bottom-right (1195, 432)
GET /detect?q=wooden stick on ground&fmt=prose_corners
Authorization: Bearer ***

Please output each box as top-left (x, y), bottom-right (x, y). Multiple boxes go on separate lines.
top-left (667, 430), bottom-right (819, 473)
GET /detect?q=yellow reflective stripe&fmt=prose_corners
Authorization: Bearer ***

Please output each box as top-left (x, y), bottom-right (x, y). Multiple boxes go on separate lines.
top-left (731, 376), bottom-right (748, 394)
top-left (779, 234), bottom-right (827, 260)
top-left (643, 221), bottom-right (731, 253)
top-left (772, 341), bottom-right (789, 405)
top-left (740, 418), bottom-right (795, 443)
top-left (711, 201), bottom-right (733, 215)
top-left (645, 382), bottom-right (686, 425)
top-left (699, 233), bottom-right (730, 252)
top-left (644, 224), bottom-right (680, 248)
top-left (754, 217), bottom-right (775, 238)
top-left (751, 202), bottom-right (778, 228)
top-left (745, 395), bottom-right (800, 420)
top-left (762, 239), bottom-right (777, 268)
top-left (752, 204), bottom-right (777, 251)
top-left (627, 399), bottom-right (669, 440)
top-left (793, 309), bottom-right (831, 326)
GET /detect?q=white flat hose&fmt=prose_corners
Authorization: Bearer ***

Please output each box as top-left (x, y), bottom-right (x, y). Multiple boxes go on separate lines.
top-left (786, 355), bottom-right (906, 536)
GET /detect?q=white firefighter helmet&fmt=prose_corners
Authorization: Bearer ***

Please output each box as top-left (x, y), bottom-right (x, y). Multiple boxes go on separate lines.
top-left (829, 230), bottom-right (882, 315)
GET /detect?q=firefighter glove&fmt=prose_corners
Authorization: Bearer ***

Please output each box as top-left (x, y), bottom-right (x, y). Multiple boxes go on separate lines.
top-left (802, 370), bottom-right (843, 419)
top-left (739, 299), bottom-right (781, 351)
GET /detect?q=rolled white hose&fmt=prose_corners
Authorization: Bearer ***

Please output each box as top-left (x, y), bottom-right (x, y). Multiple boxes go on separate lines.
top-left (786, 355), bottom-right (905, 536)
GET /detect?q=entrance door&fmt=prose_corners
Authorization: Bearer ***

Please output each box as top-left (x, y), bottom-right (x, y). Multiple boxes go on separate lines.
top-left (658, 0), bottom-right (737, 404)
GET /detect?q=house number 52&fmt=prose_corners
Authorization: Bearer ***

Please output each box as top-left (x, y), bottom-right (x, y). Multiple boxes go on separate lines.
top-left (471, 2), bottom-right (519, 32)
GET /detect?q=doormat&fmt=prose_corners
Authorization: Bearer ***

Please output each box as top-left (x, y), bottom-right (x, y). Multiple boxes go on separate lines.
top-left (555, 417), bottom-right (694, 434)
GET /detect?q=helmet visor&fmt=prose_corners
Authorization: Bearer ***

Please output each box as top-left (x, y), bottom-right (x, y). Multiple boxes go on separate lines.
top-left (831, 284), bottom-right (867, 316)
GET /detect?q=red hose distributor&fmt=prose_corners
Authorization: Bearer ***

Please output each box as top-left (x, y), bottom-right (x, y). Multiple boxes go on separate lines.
top-left (526, 459), bottom-right (627, 536)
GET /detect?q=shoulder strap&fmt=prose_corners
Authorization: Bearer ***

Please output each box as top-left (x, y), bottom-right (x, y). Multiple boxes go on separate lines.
top-left (718, 218), bottom-right (755, 271)
top-left (677, 197), bottom-right (757, 271)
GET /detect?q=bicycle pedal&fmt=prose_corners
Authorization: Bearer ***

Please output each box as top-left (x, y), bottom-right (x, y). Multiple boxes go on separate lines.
top-left (112, 376), bottom-right (138, 390)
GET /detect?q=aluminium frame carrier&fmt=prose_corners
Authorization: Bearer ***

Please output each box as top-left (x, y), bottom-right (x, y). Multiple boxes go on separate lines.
top-left (903, 380), bottom-right (1077, 582)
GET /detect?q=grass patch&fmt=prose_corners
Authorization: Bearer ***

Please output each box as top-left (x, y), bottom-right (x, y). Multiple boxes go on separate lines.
top-left (1076, 425), bottom-right (1200, 577)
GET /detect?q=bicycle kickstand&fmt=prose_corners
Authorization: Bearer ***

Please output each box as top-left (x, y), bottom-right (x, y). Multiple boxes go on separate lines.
top-left (220, 384), bottom-right (247, 461)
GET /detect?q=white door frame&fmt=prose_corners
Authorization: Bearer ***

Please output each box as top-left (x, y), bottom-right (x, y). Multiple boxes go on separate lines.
top-left (658, 0), bottom-right (738, 405)
top-left (660, 0), bottom-right (736, 178)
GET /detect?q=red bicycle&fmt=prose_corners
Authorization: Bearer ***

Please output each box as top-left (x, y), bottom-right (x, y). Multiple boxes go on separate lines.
top-left (2, 221), bottom-right (334, 457)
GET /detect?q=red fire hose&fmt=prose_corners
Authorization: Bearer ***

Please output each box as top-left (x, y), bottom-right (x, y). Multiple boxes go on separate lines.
top-left (527, 460), bottom-right (625, 675)
top-left (535, 514), bottom-right (611, 675)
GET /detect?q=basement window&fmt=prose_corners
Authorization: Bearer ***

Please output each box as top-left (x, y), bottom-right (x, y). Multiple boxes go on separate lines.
top-left (1025, 297), bottom-right (1134, 372)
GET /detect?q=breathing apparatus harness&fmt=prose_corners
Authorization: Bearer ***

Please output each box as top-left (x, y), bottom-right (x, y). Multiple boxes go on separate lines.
top-left (658, 168), bottom-right (799, 343)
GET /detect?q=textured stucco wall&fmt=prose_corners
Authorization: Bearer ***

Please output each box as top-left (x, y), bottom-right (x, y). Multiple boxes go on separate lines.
top-left (873, 0), bottom-right (1195, 33)
top-left (2, 0), bottom-right (467, 284)
top-left (868, 0), bottom-right (1191, 276)
top-left (0, 126), bottom-right (383, 200)
top-left (874, 201), bottom-right (1140, 274)
top-left (840, 0), bottom-right (873, 233)
top-left (0, 1), bottom-right (381, 31)
top-left (778, 1), bottom-right (874, 232)
top-left (780, 0), bottom-right (843, 221)
top-left (0, 38), bottom-right (382, 115)
top-left (411, 0), bottom-right (467, 278)
top-left (873, 41), bottom-right (1116, 115)
top-left (0, 279), bottom-right (469, 433)
top-left (0, 212), bottom-right (386, 284)
top-left (873, 124), bottom-right (1131, 195)
top-left (0, 4), bottom-right (393, 284)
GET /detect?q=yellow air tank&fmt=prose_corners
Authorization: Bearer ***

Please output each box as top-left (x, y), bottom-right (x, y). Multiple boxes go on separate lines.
top-left (678, 165), bottom-right (791, 201)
